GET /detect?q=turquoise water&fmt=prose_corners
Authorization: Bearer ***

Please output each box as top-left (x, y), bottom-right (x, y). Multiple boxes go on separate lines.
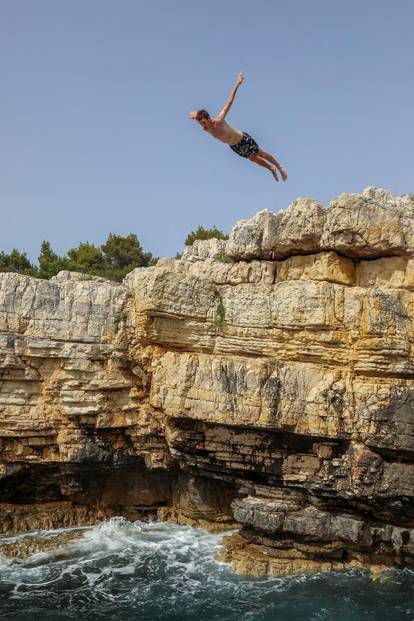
top-left (0, 518), bottom-right (413, 620)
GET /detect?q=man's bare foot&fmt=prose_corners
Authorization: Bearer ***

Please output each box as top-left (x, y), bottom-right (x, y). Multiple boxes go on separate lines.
top-left (278, 167), bottom-right (288, 182)
top-left (271, 166), bottom-right (279, 182)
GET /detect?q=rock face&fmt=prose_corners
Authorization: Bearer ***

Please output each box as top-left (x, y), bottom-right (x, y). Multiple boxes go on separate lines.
top-left (0, 270), bottom-right (171, 534)
top-left (1, 187), bottom-right (414, 575)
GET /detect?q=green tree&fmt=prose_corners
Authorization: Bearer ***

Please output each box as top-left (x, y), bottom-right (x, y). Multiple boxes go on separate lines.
top-left (184, 225), bottom-right (228, 247)
top-left (66, 242), bottom-right (106, 276)
top-left (37, 240), bottom-right (68, 279)
top-left (0, 233), bottom-right (155, 282)
top-left (100, 233), bottom-right (153, 281)
top-left (0, 249), bottom-right (38, 276)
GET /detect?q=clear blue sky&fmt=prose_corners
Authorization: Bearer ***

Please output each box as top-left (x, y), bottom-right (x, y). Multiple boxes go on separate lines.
top-left (1, 0), bottom-right (413, 262)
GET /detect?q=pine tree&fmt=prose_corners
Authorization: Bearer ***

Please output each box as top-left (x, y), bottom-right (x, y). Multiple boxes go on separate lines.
top-left (0, 249), bottom-right (38, 276)
top-left (38, 240), bottom-right (68, 279)
top-left (101, 233), bottom-right (153, 281)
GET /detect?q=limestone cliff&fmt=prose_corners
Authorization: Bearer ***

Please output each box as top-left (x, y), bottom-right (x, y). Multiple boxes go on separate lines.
top-left (1, 187), bottom-right (414, 575)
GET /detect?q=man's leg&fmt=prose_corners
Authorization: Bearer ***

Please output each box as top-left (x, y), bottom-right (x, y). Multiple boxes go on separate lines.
top-left (257, 149), bottom-right (287, 181)
top-left (248, 154), bottom-right (279, 182)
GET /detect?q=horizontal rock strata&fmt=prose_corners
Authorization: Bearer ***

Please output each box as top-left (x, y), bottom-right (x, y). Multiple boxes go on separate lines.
top-left (1, 187), bottom-right (414, 575)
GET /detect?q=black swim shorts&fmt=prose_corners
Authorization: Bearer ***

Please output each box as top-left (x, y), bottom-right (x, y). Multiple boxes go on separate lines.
top-left (230, 131), bottom-right (260, 158)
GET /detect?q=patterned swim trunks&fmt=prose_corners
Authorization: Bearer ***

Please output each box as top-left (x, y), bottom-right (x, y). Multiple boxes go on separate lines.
top-left (230, 131), bottom-right (260, 158)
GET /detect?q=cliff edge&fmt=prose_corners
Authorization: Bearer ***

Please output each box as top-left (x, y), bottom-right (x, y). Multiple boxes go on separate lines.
top-left (1, 186), bottom-right (414, 575)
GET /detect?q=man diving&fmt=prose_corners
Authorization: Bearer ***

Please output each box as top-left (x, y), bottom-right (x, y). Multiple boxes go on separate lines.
top-left (189, 71), bottom-right (287, 183)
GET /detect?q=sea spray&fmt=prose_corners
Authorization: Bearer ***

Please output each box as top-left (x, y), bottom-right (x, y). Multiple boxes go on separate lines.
top-left (0, 518), bottom-right (413, 621)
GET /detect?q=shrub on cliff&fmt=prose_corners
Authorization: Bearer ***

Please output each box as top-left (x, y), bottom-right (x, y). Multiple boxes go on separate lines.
top-left (185, 225), bottom-right (228, 246)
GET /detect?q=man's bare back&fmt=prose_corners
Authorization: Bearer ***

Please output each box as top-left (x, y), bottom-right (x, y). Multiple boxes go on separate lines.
top-left (189, 71), bottom-right (287, 183)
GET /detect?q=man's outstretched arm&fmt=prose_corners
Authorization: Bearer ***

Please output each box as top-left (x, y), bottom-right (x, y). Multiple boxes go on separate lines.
top-left (216, 71), bottom-right (244, 121)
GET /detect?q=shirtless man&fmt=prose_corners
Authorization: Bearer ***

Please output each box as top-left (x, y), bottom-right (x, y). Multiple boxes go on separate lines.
top-left (189, 71), bottom-right (287, 183)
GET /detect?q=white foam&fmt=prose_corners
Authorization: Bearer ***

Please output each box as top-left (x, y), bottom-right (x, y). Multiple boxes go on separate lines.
top-left (0, 518), bottom-right (413, 619)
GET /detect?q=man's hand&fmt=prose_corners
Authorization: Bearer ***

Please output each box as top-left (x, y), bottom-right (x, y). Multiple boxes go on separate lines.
top-left (188, 111), bottom-right (197, 119)
top-left (237, 71), bottom-right (244, 85)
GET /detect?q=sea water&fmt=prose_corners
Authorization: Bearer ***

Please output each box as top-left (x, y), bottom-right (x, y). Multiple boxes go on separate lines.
top-left (0, 518), bottom-right (413, 620)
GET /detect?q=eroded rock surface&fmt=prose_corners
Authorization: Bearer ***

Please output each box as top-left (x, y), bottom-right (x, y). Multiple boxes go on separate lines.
top-left (1, 187), bottom-right (414, 575)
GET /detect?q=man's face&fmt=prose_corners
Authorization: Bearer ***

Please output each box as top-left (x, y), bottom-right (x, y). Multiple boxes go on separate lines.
top-left (198, 117), bottom-right (211, 130)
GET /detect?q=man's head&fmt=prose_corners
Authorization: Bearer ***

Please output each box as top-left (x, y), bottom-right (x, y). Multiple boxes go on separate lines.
top-left (189, 109), bottom-right (213, 130)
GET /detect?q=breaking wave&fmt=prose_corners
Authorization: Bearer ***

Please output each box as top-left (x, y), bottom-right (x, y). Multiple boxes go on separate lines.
top-left (0, 518), bottom-right (413, 620)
